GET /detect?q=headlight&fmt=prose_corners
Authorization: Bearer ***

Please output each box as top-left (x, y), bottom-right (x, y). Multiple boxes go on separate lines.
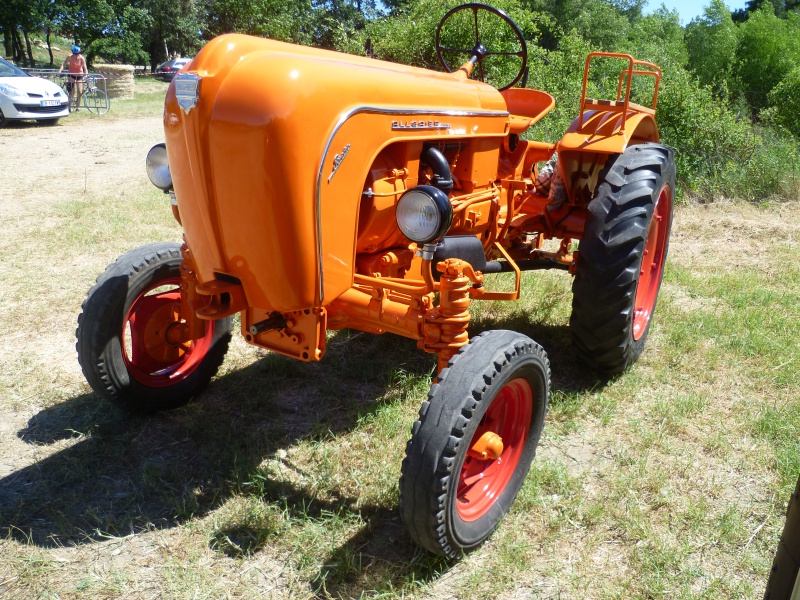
top-left (146, 143), bottom-right (173, 191)
top-left (396, 185), bottom-right (453, 244)
top-left (0, 83), bottom-right (24, 98)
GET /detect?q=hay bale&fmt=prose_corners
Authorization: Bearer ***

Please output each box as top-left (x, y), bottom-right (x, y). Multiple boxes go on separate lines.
top-left (92, 64), bottom-right (135, 100)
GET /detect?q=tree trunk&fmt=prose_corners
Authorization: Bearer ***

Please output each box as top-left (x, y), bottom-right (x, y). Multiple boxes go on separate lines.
top-left (12, 29), bottom-right (25, 65)
top-left (23, 29), bottom-right (34, 67)
top-left (3, 30), bottom-right (11, 59)
top-left (46, 27), bottom-right (54, 66)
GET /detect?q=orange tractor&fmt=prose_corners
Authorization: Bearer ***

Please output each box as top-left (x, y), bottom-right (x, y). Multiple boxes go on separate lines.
top-left (77, 4), bottom-right (674, 557)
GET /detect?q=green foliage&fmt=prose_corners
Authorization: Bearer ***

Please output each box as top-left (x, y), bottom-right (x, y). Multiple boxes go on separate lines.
top-left (141, 0), bottom-right (205, 68)
top-left (624, 7), bottom-right (687, 72)
top-left (684, 0), bottom-right (738, 94)
top-left (525, 30), bottom-right (594, 142)
top-left (767, 65), bottom-right (800, 137)
top-left (344, 0), bottom-right (542, 71)
top-left (203, 0), bottom-right (314, 43)
top-left (734, 5), bottom-right (800, 112)
top-left (525, 0), bottom-right (635, 51)
top-left (655, 66), bottom-right (756, 198)
top-left (89, 6), bottom-right (152, 64)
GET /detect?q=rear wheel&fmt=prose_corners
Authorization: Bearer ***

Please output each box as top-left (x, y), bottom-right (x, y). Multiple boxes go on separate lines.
top-left (400, 330), bottom-right (550, 557)
top-left (76, 242), bottom-right (232, 412)
top-left (570, 143), bottom-right (675, 374)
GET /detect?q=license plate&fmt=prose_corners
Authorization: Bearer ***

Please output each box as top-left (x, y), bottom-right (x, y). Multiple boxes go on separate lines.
top-left (40, 100), bottom-right (60, 107)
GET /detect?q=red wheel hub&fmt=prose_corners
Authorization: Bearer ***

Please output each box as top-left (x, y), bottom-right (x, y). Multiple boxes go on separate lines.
top-left (633, 184), bottom-right (671, 341)
top-left (123, 277), bottom-right (215, 387)
top-left (457, 378), bottom-right (533, 521)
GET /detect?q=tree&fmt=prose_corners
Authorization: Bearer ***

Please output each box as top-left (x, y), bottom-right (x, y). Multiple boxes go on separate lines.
top-left (141, 0), bottom-right (203, 70)
top-left (684, 0), bottom-right (738, 95)
top-left (625, 6), bottom-right (686, 72)
top-left (0, 0), bottom-right (45, 66)
top-left (524, 0), bottom-right (634, 51)
top-left (734, 4), bottom-right (800, 112)
top-left (57, 0), bottom-right (116, 63)
top-left (202, 0), bottom-right (314, 45)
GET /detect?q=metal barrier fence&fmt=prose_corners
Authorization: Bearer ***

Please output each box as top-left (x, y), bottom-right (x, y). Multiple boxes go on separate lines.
top-left (23, 68), bottom-right (110, 114)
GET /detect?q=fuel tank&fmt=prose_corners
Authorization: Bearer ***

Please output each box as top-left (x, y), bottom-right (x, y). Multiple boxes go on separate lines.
top-left (164, 34), bottom-right (510, 312)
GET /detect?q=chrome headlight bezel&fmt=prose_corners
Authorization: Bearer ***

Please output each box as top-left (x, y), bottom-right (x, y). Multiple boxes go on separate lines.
top-left (395, 185), bottom-right (453, 244)
top-left (145, 143), bottom-right (173, 191)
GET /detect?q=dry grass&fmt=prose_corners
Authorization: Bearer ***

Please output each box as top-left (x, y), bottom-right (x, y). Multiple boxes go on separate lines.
top-left (0, 91), bottom-right (798, 598)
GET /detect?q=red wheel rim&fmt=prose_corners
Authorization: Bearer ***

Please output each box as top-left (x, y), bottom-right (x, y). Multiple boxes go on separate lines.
top-left (123, 277), bottom-right (215, 387)
top-left (457, 378), bottom-right (533, 521)
top-left (632, 184), bottom-right (671, 341)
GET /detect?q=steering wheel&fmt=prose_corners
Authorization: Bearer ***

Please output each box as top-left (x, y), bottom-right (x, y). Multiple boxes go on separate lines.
top-left (435, 3), bottom-right (528, 91)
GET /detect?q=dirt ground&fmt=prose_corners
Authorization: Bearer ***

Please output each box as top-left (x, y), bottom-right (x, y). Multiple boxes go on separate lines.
top-left (1, 112), bottom-right (798, 599)
top-left (0, 114), bottom-right (165, 478)
top-left (0, 114), bottom-right (161, 218)
top-left (0, 116), bottom-right (164, 462)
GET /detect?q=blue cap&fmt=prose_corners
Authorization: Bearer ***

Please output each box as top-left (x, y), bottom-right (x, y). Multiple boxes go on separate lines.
top-left (72, 45), bottom-right (80, 54)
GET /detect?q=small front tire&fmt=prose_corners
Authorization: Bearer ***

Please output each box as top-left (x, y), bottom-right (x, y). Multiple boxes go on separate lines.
top-left (400, 330), bottom-right (550, 557)
top-left (76, 242), bottom-right (232, 413)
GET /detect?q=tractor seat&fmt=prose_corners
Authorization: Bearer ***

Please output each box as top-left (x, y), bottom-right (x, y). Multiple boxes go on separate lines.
top-left (501, 88), bottom-right (555, 134)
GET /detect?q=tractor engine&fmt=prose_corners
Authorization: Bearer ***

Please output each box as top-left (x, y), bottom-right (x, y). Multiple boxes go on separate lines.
top-left (356, 141), bottom-right (499, 279)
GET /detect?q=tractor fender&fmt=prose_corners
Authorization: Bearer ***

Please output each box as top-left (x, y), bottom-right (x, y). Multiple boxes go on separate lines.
top-left (559, 108), bottom-right (659, 153)
top-left (556, 109), bottom-right (659, 204)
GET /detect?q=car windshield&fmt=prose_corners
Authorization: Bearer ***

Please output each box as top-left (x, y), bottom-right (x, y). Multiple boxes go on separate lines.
top-left (0, 58), bottom-right (29, 77)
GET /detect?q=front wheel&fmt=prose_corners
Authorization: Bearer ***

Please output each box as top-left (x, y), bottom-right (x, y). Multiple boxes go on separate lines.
top-left (76, 242), bottom-right (232, 412)
top-left (83, 88), bottom-right (109, 114)
top-left (400, 330), bottom-right (550, 557)
top-left (570, 143), bottom-right (675, 374)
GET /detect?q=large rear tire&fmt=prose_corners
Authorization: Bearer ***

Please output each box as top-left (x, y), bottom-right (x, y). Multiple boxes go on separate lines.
top-left (570, 143), bottom-right (675, 374)
top-left (399, 330), bottom-right (550, 557)
top-left (76, 242), bottom-right (232, 413)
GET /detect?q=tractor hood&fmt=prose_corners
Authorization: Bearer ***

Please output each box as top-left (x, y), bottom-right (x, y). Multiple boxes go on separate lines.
top-left (164, 34), bottom-right (510, 311)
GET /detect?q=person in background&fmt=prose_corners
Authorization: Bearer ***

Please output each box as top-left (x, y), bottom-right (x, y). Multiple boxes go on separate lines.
top-left (58, 45), bottom-right (88, 110)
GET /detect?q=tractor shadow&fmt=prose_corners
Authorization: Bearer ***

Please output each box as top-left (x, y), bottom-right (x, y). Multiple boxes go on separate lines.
top-left (2, 330), bottom-right (434, 549)
top-left (2, 314), bottom-right (610, 595)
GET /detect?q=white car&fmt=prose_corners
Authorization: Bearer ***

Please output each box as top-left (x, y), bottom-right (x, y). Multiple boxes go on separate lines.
top-left (0, 57), bottom-right (70, 127)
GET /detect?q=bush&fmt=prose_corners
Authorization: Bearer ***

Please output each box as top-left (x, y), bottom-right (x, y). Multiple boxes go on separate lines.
top-left (767, 66), bottom-right (800, 137)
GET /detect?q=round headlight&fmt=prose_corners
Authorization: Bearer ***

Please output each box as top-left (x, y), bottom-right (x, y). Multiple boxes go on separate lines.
top-left (146, 143), bottom-right (173, 191)
top-left (396, 185), bottom-right (453, 244)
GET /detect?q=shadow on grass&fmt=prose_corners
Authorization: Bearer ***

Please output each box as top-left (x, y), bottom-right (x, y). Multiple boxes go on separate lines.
top-left (2, 312), bottom-right (610, 595)
top-left (2, 331), bottom-right (429, 548)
